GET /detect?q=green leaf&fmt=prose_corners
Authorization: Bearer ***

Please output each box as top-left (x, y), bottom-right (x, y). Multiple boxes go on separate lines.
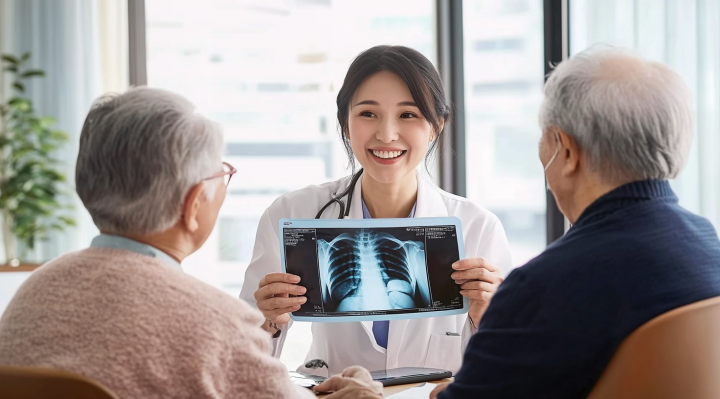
top-left (7, 97), bottom-right (28, 106)
top-left (59, 216), bottom-right (76, 226)
top-left (3, 66), bottom-right (17, 72)
top-left (39, 116), bottom-right (56, 127)
top-left (1, 54), bottom-right (19, 64)
top-left (50, 130), bottom-right (69, 141)
top-left (21, 69), bottom-right (45, 79)
top-left (20, 52), bottom-right (31, 61)
top-left (12, 81), bottom-right (25, 92)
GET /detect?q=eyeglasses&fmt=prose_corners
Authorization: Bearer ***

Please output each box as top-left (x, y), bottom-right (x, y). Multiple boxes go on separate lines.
top-left (204, 162), bottom-right (237, 187)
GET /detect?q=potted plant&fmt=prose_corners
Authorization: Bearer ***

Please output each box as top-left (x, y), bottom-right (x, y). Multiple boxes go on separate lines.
top-left (0, 52), bottom-right (75, 267)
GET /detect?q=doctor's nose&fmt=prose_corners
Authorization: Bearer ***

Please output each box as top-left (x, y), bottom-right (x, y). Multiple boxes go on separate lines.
top-left (376, 120), bottom-right (399, 143)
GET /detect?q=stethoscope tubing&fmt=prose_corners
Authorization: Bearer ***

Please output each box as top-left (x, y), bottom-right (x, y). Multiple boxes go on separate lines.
top-left (315, 169), bottom-right (364, 219)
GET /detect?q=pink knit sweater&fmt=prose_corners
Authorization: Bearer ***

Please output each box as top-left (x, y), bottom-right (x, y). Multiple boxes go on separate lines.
top-left (0, 248), bottom-right (315, 399)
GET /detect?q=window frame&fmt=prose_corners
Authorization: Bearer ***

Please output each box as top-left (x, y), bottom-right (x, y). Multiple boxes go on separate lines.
top-left (543, 0), bottom-right (569, 244)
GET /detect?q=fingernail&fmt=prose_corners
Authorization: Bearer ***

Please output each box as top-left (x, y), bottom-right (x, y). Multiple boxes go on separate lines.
top-left (299, 297), bottom-right (307, 303)
top-left (297, 286), bottom-right (306, 294)
top-left (289, 275), bottom-right (301, 283)
top-left (452, 263), bottom-right (459, 269)
top-left (450, 273), bottom-right (457, 279)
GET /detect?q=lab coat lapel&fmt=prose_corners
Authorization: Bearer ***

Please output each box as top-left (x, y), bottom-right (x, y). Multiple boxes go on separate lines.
top-left (386, 319), bottom-right (409, 369)
top-left (360, 320), bottom-right (388, 353)
top-left (414, 173), bottom-right (449, 218)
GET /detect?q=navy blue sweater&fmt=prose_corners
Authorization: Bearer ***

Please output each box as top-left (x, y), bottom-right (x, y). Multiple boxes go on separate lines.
top-left (440, 180), bottom-right (720, 399)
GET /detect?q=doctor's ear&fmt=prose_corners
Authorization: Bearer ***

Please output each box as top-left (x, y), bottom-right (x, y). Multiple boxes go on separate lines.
top-left (431, 119), bottom-right (445, 142)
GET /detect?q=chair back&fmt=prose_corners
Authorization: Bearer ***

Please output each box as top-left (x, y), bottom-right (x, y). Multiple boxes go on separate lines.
top-left (0, 365), bottom-right (118, 399)
top-left (588, 296), bottom-right (720, 399)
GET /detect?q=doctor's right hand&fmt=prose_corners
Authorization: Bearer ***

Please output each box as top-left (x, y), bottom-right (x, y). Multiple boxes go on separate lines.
top-left (254, 272), bottom-right (307, 324)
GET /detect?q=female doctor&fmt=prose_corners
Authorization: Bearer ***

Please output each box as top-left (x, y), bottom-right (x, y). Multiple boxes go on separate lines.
top-left (239, 45), bottom-right (512, 376)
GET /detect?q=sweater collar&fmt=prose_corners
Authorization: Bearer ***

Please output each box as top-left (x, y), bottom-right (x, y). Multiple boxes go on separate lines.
top-left (574, 180), bottom-right (677, 227)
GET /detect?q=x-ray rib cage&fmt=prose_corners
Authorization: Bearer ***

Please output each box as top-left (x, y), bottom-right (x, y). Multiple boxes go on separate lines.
top-left (317, 229), bottom-right (432, 312)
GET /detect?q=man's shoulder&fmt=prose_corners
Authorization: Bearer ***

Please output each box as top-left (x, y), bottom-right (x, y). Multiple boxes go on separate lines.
top-left (508, 202), bottom-right (720, 305)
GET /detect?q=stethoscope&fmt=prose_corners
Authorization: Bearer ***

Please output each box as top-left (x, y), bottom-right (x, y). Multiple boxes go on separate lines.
top-left (315, 169), bottom-right (364, 219)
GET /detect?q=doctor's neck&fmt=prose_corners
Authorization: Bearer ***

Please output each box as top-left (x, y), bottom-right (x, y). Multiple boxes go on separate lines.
top-left (361, 172), bottom-right (418, 219)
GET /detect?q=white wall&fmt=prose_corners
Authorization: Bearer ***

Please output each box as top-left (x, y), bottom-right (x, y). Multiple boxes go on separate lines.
top-left (0, 272), bottom-right (31, 316)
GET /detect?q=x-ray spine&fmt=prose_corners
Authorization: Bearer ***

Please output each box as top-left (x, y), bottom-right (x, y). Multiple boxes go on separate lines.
top-left (317, 229), bottom-right (431, 312)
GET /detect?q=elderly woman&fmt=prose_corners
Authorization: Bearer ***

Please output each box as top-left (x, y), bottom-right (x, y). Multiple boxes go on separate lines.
top-left (0, 88), bottom-right (381, 399)
top-left (432, 47), bottom-right (720, 399)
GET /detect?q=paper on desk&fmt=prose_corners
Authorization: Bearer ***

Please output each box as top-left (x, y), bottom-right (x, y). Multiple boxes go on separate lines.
top-left (387, 383), bottom-right (439, 398)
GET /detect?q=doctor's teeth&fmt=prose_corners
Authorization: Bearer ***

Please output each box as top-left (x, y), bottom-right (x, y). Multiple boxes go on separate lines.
top-left (372, 150), bottom-right (403, 159)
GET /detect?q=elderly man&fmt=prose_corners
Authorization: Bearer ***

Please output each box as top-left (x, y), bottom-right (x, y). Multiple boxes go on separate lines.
top-left (432, 47), bottom-right (720, 399)
top-left (0, 87), bottom-right (381, 399)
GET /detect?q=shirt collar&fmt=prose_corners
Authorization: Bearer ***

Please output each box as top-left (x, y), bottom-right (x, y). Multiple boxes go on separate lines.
top-left (90, 234), bottom-right (183, 271)
top-left (574, 179), bottom-right (677, 228)
top-left (348, 172), bottom-right (447, 219)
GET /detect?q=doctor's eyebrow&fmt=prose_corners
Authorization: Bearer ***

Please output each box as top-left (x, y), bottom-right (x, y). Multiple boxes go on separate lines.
top-left (353, 100), bottom-right (419, 107)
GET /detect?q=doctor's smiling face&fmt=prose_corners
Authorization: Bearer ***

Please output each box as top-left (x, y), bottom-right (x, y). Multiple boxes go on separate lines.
top-left (336, 46), bottom-right (450, 191)
top-left (347, 70), bottom-right (440, 185)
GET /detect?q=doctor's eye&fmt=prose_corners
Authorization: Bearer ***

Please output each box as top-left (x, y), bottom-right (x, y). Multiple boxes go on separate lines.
top-left (400, 112), bottom-right (418, 119)
top-left (359, 111), bottom-right (375, 118)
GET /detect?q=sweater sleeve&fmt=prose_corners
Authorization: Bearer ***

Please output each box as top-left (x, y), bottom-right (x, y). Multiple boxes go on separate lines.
top-left (221, 306), bottom-right (316, 399)
top-left (438, 266), bottom-right (616, 399)
top-left (227, 344), bottom-right (316, 399)
top-left (460, 215), bottom-right (514, 353)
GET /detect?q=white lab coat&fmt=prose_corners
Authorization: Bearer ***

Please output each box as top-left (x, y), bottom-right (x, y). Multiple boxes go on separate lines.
top-left (239, 172), bottom-right (512, 376)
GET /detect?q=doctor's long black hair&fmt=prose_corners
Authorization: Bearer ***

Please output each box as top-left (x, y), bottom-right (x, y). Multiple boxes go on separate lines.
top-left (336, 45), bottom-right (452, 175)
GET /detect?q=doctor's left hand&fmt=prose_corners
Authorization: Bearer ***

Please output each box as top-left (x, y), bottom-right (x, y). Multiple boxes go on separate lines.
top-left (451, 257), bottom-right (503, 329)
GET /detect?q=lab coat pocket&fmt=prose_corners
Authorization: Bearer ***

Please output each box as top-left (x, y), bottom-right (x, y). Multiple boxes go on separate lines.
top-left (424, 333), bottom-right (462, 373)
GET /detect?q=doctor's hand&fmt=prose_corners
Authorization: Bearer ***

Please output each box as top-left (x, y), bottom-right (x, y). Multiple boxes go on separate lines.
top-left (254, 272), bottom-right (307, 325)
top-left (451, 257), bottom-right (503, 329)
top-left (313, 366), bottom-right (383, 398)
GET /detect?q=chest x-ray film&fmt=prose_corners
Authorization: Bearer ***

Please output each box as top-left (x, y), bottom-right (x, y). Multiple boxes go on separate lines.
top-left (278, 217), bottom-right (468, 322)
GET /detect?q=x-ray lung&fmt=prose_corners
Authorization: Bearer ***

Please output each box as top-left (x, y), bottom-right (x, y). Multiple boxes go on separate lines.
top-left (280, 217), bottom-right (466, 322)
top-left (316, 229), bottom-right (431, 312)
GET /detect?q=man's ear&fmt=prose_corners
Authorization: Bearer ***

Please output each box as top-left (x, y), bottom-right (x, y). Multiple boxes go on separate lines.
top-left (557, 129), bottom-right (581, 176)
top-left (182, 182), bottom-right (206, 233)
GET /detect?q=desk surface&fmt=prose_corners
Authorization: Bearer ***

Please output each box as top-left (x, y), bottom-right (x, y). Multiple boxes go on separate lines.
top-left (317, 379), bottom-right (451, 397)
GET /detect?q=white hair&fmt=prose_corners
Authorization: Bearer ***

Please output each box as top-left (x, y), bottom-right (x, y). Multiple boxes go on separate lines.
top-left (539, 45), bottom-right (694, 183)
top-left (76, 87), bottom-right (224, 235)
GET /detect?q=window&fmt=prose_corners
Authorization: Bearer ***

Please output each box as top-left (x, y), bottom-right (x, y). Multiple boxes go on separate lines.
top-left (145, 0), bottom-right (436, 370)
top-left (570, 0), bottom-right (720, 230)
top-left (463, 0), bottom-right (547, 267)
